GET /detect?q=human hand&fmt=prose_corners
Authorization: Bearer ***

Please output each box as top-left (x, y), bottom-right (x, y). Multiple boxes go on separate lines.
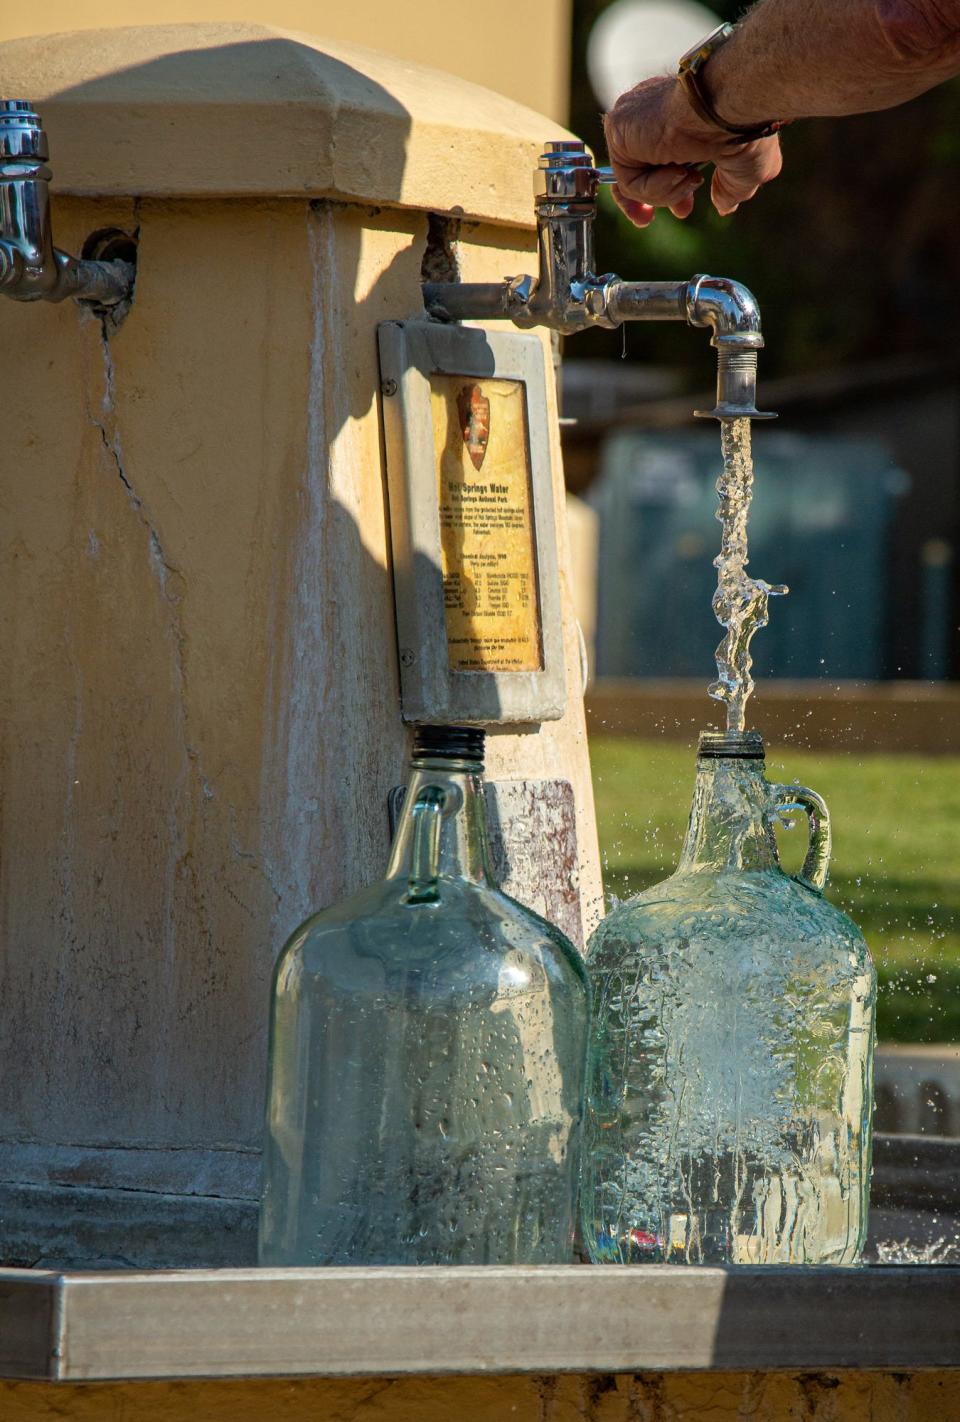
top-left (603, 75), bottom-right (783, 227)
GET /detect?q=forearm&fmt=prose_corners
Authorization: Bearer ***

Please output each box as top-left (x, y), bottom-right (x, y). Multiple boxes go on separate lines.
top-left (604, 0), bottom-right (960, 225)
top-left (708, 0), bottom-right (960, 125)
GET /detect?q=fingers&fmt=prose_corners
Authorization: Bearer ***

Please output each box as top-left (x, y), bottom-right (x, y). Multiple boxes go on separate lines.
top-left (668, 192), bottom-right (698, 220)
top-left (613, 140), bottom-right (781, 226)
top-left (711, 135), bottom-right (783, 215)
top-left (614, 161), bottom-right (703, 207)
top-left (610, 163), bottom-right (703, 227)
top-left (611, 180), bottom-right (699, 227)
top-left (610, 185), bottom-right (656, 228)
top-left (711, 167), bottom-right (751, 216)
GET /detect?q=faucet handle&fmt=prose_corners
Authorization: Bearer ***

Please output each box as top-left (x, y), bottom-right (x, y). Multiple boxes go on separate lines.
top-left (0, 100), bottom-right (47, 160)
top-left (541, 139), bottom-right (592, 160)
top-left (536, 140), bottom-right (608, 202)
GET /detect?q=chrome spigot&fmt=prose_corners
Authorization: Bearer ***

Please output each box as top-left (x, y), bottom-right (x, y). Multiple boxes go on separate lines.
top-left (515, 140), bottom-right (617, 335)
top-left (422, 140), bottom-right (774, 420)
top-left (0, 100), bottom-right (135, 309)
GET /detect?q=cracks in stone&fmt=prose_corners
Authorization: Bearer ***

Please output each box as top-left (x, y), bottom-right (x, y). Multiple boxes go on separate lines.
top-left (537, 1375), bottom-right (559, 1422)
top-left (3, 1176), bottom-right (254, 1202)
top-left (227, 803), bottom-right (283, 912)
top-left (799, 1373), bottom-right (842, 1420)
top-left (353, 1379), bottom-right (397, 1411)
top-left (88, 315), bottom-right (284, 912)
top-left (579, 1375), bottom-right (619, 1417)
top-left (89, 316), bottom-right (206, 960)
top-left (627, 1374), bottom-right (666, 1422)
top-left (87, 314), bottom-right (186, 638)
top-left (82, 314), bottom-right (215, 943)
top-left (8, 1138), bottom-right (259, 1154)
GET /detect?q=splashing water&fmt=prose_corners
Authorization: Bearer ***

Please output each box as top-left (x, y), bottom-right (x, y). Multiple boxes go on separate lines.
top-left (709, 418), bottom-right (788, 731)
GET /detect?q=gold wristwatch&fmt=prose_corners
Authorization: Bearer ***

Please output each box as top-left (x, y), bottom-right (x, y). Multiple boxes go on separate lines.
top-left (677, 22), bottom-right (786, 140)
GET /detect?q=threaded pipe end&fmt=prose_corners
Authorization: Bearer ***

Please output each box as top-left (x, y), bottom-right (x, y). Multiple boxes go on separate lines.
top-left (698, 729), bottom-right (765, 759)
top-left (695, 344), bottom-right (777, 421)
top-left (412, 724), bottom-right (485, 763)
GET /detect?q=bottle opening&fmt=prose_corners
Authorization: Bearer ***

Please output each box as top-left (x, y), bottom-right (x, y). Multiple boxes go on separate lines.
top-left (412, 724), bottom-right (485, 763)
top-left (697, 729), bottom-right (765, 760)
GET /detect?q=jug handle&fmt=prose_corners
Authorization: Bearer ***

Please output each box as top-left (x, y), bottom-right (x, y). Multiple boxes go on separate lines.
top-left (405, 785), bottom-right (447, 904)
top-left (768, 782), bottom-right (832, 894)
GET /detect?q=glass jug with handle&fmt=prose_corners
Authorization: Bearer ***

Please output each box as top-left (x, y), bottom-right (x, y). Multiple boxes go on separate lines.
top-left (259, 723), bottom-right (589, 1266)
top-left (582, 729), bottom-right (876, 1266)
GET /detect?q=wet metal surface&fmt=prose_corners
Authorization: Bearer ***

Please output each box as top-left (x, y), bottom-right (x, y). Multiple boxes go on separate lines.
top-left (1, 1263), bottom-right (958, 1381)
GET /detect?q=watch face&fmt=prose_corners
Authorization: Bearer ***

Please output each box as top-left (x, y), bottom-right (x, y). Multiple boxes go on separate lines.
top-left (679, 21), bottom-right (735, 74)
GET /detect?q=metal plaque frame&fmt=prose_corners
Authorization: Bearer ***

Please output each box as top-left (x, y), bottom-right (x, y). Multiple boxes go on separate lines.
top-left (378, 319), bottom-right (566, 724)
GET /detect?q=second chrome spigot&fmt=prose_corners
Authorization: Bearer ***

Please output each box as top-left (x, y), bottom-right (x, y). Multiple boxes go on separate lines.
top-left (0, 100), bottom-right (135, 309)
top-left (422, 140), bottom-right (775, 421)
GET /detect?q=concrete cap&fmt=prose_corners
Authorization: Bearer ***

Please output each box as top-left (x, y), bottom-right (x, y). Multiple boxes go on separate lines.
top-left (0, 22), bottom-right (576, 226)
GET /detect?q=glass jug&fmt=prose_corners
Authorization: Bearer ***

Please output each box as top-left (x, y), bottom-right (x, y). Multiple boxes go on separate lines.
top-left (582, 730), bottom-right (875, 1266)
top-left (259, 724), bottom-right (589, 1266)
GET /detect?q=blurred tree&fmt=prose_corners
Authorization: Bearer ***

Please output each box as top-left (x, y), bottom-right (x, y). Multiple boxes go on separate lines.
top-left (569, 0), bottom-right (960, 382)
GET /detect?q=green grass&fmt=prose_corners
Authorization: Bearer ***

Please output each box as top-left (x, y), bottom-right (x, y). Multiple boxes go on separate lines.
top-left (590, 737), bottom-right (960, 1045)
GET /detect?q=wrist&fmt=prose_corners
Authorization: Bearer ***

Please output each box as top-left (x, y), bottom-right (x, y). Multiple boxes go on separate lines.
top-left (696, 39), bottom-right (758, 129)
top-left (665, 76), bottom-right (732, 146)
top-left (676, 23), bottom-right (786, 138)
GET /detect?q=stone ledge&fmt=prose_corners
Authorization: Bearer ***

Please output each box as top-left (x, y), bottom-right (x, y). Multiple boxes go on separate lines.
top-left (0, 23), bottom-right (568, 223)
top-left (1, 1263), bottom-right (958, 1381)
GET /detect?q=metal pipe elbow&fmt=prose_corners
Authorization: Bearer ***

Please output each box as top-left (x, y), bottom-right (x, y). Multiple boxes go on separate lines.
top-left (685, 274), bottom-right (764, 348)
top-left (0, 242), bottom-right (133, 306)
top-left (50, 249), bottom-right (136, 307)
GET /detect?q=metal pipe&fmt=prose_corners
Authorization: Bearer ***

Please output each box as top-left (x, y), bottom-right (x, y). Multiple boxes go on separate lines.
top-left (0, 101), bottom-right (135, 308)
top-left (48, 249), bottom-right (135, 306)
top-left (419, 143), bottom-right (776, 420)
top-left (422, 281), bottom-right (523, 323)
top-left (698, 347), bottom-right (776, 421)
top-left (685, 276), bottom-right (774, 420)
top-left (604, 276), bottom-right (773, 417)
top-left (685, 273), bottom-right (764, 345)
top-left (604, 280), bottom-right (688, 325)
top-left (424, 272), bottom-right (774, 418)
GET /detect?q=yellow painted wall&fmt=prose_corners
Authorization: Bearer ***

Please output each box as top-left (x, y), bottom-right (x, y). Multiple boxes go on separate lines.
top-left (3, 1371), bottom-right (959, 1420)
top-left (0, 0), bottom-right (572, 122)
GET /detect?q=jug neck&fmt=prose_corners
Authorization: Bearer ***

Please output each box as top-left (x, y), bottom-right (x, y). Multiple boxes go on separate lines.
top-left (386, 725), bottom-right (495, 898)
top-left (678, 730), bottom-right (780, 874)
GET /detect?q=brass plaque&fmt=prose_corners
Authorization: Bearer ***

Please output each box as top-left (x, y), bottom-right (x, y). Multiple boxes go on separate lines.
top-left (431, 375), bottom-right (543, 673)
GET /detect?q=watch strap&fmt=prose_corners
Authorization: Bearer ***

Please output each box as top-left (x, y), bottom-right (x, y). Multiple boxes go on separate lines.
top-left (677, 22), bottom-right (786, 141)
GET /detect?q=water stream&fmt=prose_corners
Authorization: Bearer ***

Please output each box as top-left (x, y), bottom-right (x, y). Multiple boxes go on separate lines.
top-left (709, 418), bottom-right (788, 730)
